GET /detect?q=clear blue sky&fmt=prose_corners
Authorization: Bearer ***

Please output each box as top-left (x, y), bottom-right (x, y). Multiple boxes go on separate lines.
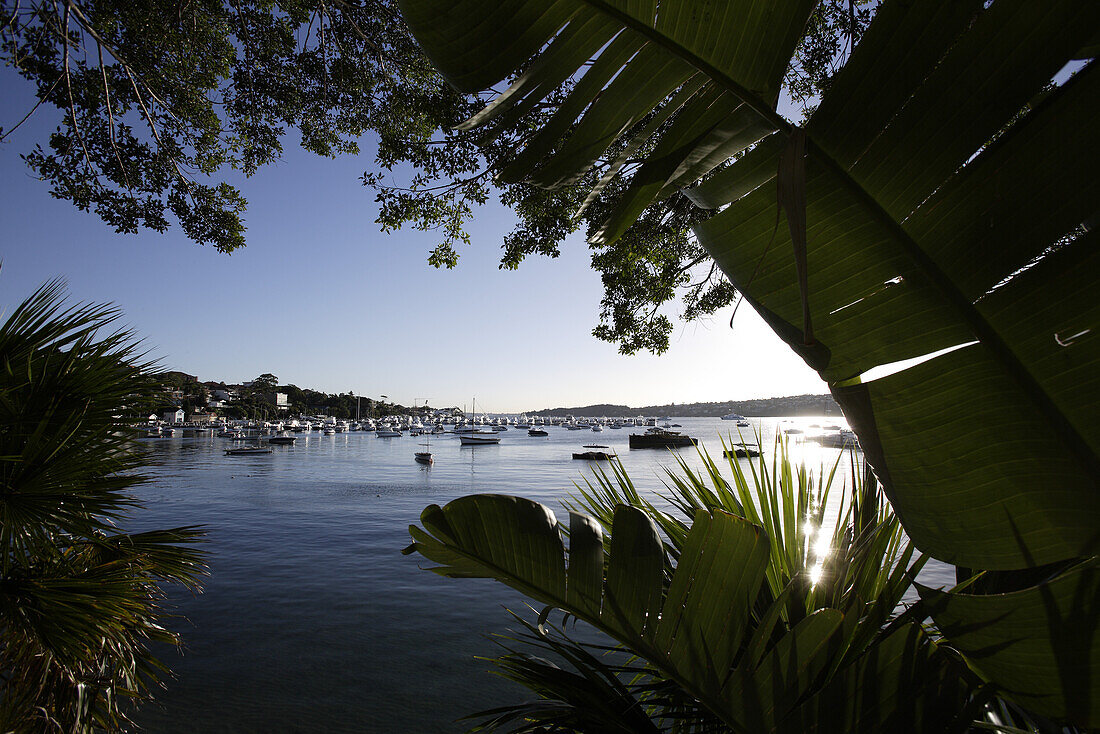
top-left (0, 68), bottom-right (825, 412)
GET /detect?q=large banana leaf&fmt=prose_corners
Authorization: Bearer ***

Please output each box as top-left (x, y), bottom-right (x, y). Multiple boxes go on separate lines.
top-left (918, 559), bottom-right (1100, 727)
top-left (399, 0), bottom-right (1099, 569)
top-left (404, 494), bottom-right (964, 731)
top-left (398, 0), bottom-right (1100, 721)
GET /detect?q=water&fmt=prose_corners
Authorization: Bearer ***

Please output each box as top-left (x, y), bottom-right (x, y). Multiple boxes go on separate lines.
top-left (129, 416), bottom-right (953, 732)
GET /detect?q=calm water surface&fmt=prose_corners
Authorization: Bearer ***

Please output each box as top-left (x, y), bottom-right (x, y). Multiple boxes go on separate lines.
top-left (130, 416), bottom-right (953, 732)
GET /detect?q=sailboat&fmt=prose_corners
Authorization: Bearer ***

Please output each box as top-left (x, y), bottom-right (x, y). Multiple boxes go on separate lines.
top-left (414, 434), bottom-right (434, 465)
top-left (458, 397), bottom-right (501, 445)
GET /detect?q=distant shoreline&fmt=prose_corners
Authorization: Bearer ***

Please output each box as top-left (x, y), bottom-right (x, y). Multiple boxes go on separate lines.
top-left (525, 393), bottom-right (840, 418)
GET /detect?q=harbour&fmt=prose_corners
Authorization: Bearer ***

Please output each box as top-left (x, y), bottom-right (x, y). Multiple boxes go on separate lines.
top-left (129, 415), bottom-right (952, 732)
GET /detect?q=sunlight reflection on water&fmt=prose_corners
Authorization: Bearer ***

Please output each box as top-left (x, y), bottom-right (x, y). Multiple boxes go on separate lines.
top-left (131, 416), bottom-right (952, 732)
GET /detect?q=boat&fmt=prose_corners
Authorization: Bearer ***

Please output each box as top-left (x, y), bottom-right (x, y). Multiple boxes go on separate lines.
top-left (267, 435), bottom-right (296, 445)
top-left (783, 428), bottom-right (804, 435)
top-left (415, 436), bottom-right (434, 464)
top-left (629, 429), bottom-right (697, 449)
top-left (721, 412), bottom-right (746, 421)
top-left (573, 451), bottom-right (615, 460)
top-left (528, 428), bottom-right (548, 437)
top-left (737, 421), bottom-right (750, 427)
top-left (817, 429), bottom-right (859, 448)
top-left (591, 424), bottom-right (603, 432)
top-left (459, 431), bottom-right (501, 445)
top-left (376, 429), bottom-right (402, 437)
top-left (722, 444), bottom-right (760, 458)
top-left (225, 446), bottom-right (273, 456)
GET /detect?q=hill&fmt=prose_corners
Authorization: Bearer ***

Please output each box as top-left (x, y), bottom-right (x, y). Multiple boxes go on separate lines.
top-left (526, 394), bottom-right (839, 418)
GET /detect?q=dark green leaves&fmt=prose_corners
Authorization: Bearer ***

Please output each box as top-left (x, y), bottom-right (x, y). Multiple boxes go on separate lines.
top-left (920, 559), bottom-right (1100, 728)
top-left (0, 279), bottom-right (207, 730)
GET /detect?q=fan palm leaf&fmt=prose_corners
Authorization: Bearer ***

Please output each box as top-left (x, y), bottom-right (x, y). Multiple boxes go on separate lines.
top-left (0, 279), bottom-right (207, 731)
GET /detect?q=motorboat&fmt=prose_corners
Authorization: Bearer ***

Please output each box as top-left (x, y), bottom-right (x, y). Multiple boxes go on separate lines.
top-left (629, 429), bottom-right (697, 449)
top-left (267, 434), bottom-right (296, 445)
top-left (225, 446), bottom-right (273, 456)
top-left (572, 451), bottom-right (615, 460)
top-left (528, 428), bottom-right (548, 437)
top-left (817, 429), bottom-right (859, 448)
top-left (721, 412), bottom-right (746, 421)
top-left (376, 429), bottom-right (402, 437)
top-left (723, 443), bottom-right (760, 458)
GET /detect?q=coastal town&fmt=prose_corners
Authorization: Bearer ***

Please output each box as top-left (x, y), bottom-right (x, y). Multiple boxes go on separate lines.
top-left (147, 370), bottom-right (842, 428)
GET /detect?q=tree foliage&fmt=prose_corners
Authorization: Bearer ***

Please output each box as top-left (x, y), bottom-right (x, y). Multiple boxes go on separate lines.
top-left (0, 279), bottom-right (206, 731)
top-left (1, 0), bottom-right (869, 354)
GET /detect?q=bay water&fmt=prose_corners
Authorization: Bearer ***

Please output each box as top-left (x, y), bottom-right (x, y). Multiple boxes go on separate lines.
top-left (129, 416), bottom-right (952, 732)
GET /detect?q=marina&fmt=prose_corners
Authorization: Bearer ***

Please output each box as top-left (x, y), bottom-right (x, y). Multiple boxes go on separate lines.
top-left (129, 415), bottom-right (953, 732)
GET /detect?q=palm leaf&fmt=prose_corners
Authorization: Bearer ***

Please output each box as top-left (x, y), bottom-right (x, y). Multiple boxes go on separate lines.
top-left (405, 490), bottom-right (961, 730)
top-left (0, 279), bottom-right (207, 730)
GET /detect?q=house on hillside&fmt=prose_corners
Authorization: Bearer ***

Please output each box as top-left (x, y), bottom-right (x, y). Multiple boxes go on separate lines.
top-left (163, 407), bottom-right (185, 424)
top-left (261, 392), bottom-right (289, 411)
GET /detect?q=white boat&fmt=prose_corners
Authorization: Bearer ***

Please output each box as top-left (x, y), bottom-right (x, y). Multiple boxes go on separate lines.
top-left (721, 412), bottom-right (746, 421)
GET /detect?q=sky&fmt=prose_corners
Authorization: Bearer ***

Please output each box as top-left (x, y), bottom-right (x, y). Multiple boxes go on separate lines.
top-left (0, 69), bottom-right (827, 413)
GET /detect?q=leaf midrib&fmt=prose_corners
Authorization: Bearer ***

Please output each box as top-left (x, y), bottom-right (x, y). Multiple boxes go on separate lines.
top-left (572, 0), bottom-right (1096, 479)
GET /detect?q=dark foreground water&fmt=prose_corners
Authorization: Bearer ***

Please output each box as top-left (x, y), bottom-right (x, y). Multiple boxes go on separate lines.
top-left (129, 416), bottom-right (953, 732)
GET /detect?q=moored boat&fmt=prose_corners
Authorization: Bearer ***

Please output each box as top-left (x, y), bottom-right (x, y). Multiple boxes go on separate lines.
top-left (572, 451), bottom-right (615, 460)
top-left (225, 446), bottom-right (273, 456)
top-left (459, 431), bottom-right (501, 445)
top-left (629, 429), bottom-right (697, 449)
